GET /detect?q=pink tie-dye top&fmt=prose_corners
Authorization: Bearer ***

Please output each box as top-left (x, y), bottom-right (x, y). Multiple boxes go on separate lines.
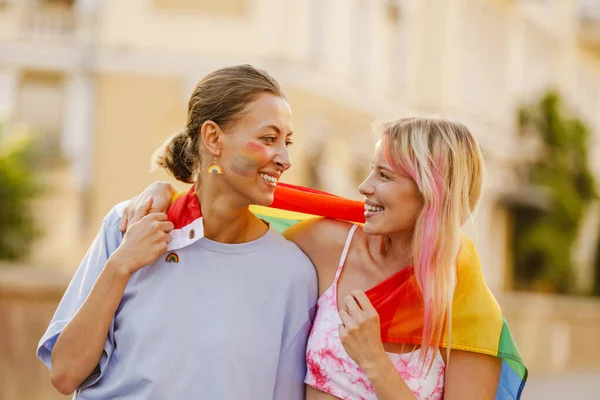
top-left (304, 225), bottom-right (446, 400)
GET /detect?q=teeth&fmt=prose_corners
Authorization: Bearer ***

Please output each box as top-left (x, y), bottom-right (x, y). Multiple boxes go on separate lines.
top-left (260, 173), bottom-right (278, 183)
top-left (364, 204), bottom-right (384, 212)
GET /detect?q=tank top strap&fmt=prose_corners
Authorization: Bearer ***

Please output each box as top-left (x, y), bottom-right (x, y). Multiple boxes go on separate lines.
top-left (333, 224), bottom-right (358, 285)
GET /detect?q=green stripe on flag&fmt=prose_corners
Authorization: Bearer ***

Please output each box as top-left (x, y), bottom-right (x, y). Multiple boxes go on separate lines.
top-left (498, 317), bottom-right (527, 379)
top-left (254, 214), bottom-right (299, 232)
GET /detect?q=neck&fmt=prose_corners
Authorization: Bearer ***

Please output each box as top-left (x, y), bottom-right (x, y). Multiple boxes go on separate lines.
top-left (196, 178), bottom-right (267, 244)
top-left (370, 231), bottom-right (414, 274)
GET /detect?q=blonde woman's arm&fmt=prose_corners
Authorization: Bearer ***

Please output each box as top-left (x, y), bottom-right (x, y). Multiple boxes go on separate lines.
top-left (336, 290), bottom-right (417, 399)
top-left (338, 289), bottom-right (502, 399)
top-left (119, 181), bottom-right (179, 232)
top-left (359, 349), bottom-right (501, 399)
top-left (442, 349), bottom-right (502, 399)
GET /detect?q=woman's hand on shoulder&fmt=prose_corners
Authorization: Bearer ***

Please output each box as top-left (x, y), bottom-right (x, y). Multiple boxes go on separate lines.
top-left (119, 181), bottom-right (178, 232)
top-left (110, 199), bottom-right (175, 276)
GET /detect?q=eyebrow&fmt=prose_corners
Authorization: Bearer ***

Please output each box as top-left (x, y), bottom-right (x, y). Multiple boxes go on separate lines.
top-left (263, 124), bottom-right (293, 136)
top-left (375, 164), bottom-right (395, 175)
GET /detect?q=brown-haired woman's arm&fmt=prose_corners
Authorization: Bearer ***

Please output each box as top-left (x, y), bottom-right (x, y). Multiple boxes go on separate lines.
top-left (49, 203), bottom-right (173, 395)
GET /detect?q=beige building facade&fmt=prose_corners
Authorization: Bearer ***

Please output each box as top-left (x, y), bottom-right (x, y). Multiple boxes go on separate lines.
top-left (3, 2), bottom-right (600, 394)
top-left (0, 0), bottom-right (599, 295)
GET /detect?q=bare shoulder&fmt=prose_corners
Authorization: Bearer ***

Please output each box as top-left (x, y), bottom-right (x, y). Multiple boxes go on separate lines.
top-left (284, 218), bottom-right (353, 256)
top-left (284, 219), bottom-right (355, 280)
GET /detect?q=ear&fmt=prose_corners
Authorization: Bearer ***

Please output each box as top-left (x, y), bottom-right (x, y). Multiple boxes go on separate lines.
top-left (200, 120), bottom-right (222, 157)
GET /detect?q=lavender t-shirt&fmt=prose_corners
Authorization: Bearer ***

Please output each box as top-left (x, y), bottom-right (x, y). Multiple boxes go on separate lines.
top-left (37, 204), bottom-right (318, 399)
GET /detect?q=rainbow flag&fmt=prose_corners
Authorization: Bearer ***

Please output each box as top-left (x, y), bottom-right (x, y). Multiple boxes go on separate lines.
top-left (168, 183), bottom-right (527, 399)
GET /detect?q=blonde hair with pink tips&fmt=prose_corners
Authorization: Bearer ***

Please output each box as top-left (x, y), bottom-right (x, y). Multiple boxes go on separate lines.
top-left (380, 117), bottom-right (483, 370)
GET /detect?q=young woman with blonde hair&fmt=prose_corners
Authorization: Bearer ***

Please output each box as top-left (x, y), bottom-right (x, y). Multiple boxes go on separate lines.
top-left (293, 117), bottom-right (498, 399)
top-left (124, 116), bottom-right (512, 399)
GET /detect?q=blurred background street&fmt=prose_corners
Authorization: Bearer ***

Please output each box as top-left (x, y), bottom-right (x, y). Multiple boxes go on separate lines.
top-left (1, 0), bottom-right (600, 398)
top-left (526, 371), bottom-right (600, 398)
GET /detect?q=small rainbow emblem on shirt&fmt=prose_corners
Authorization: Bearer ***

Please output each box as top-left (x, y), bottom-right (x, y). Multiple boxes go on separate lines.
top-left (165, 253), bottom-right (179, 263)
top-left (206, 163), bottom-right (223, 174)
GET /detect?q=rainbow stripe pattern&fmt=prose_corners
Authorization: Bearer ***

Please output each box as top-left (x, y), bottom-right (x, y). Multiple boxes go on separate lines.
top-left (165, 252), bottom-right (179, 263)
top-left (205, 163), bottom-right (223, 174)
top-left (168, 183), bottom-right (527, 399)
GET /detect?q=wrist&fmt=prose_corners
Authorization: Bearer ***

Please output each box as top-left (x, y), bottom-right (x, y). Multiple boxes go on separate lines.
top-left (106, 252), bottom-right (135, 279)
top-left (360, 352), bottom-right (393, 381)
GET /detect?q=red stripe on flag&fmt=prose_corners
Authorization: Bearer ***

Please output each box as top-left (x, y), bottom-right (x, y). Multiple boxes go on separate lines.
top-left (273, 183), bottom-right (365, 223)
top-left (168, 183), bottom-right (366, 229)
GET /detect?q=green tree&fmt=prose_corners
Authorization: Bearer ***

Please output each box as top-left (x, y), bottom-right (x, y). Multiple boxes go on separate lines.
top-left (0, 125), bottom-right (42, 260)
top-left (514, 92), bottom-right (596, 293)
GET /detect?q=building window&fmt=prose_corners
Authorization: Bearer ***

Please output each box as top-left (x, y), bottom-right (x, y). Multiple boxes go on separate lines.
top-left (309, 0), bottom-right (328, 67)
top-left (153, 0), bottom-right (247, 16)
top-left (387, 0), bottom-right (408, 95)
top-left (21, 0), bottom-right (76, 42)
top-left (16, 70), bottom-right (65, 159)
top-left (351, 0), bottom-right (371, 84)
top-left (306, 146), bottom-right (324, 190)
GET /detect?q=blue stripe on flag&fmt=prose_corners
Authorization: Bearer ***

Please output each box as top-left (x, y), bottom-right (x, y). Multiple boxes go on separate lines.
top-left (496, 360), bottom-right (525, 400)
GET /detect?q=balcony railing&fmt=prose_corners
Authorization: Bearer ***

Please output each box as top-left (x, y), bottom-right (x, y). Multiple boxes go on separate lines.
top-left (20, 7), bottom-right (77, 43)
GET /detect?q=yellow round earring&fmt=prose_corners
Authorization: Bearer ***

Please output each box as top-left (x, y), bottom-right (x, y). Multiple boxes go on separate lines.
top-left (205, 157), bottom-right (223, 174)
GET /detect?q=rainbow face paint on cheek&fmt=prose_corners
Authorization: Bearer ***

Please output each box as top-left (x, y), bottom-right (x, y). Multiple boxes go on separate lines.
top-left (230, 142), bottom-right (269, 177)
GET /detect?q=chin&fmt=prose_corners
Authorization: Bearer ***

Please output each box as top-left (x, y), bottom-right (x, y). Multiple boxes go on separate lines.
top-left (361, 221), bottom-right (380, 236)
top-left (363, 221), bottom-right (397, 237)
top-left (252, 192), bottom-right (275, 207)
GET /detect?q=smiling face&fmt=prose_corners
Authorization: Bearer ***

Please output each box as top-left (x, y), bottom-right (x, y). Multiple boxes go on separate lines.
top-left (358, 140), bottom-right (424, 237)
top-left (212, 93), bottom-right (293, 206)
